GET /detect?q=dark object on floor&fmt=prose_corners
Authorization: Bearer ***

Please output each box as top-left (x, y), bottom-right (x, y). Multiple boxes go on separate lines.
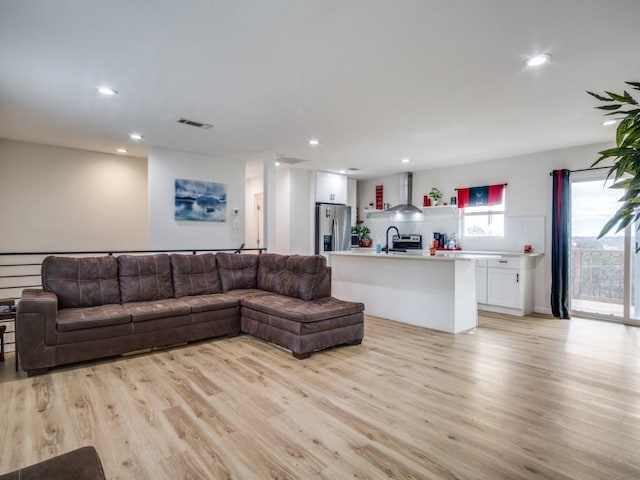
top-left (0, 324), bottom-right (5, 361)
top-left (0, 446), bottom-right (106, 480)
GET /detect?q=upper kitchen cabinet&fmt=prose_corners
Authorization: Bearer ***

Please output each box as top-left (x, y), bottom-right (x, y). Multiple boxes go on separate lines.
top-left (316, 171), bottom-right (348, 204)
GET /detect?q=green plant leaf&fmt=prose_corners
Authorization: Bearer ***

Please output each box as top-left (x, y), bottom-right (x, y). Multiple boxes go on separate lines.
top-left (623, 91), bottom-right (639, 105)
top-left (606, 91), bottom-right (628, 102)
top-left (587, 91), bottom-right (611, 101)
top-left (597, 104), bottom-right (622, 111)
top-left (607, 108), bottom-right (640, 116)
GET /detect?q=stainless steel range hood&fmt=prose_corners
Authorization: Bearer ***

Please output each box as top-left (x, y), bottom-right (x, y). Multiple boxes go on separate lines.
top-left (385, 172), bottom-right (423, 214)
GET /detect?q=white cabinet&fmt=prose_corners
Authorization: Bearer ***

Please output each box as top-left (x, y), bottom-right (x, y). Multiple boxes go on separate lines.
top-left (487, 268), bottom-right (521, 309)
top-left (316, 172), bottom-right (347, 204)
top-left (477, 255), bottom-right (538, 316)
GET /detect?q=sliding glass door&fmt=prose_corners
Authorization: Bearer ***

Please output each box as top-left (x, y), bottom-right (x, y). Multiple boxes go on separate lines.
top-left (629, 222), bottom-right (640, 322)
top-left (570, 175), bottom-right (640, 325)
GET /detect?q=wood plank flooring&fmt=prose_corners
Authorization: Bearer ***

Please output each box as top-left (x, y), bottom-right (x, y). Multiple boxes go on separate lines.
top-left (1, 314), bottom-right (639, 479)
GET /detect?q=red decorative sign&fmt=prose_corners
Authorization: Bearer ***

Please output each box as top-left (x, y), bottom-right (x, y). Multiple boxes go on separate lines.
top-left (375, 185), bottom-right (383, 210)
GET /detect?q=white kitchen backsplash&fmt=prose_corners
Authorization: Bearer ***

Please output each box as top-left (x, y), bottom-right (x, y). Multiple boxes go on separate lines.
top-left (361, 214), bottom-right (545, 253)
top-left (463, 215), bottom-right (546, 253)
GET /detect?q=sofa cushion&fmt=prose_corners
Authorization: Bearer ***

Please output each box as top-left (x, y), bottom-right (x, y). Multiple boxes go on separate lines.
top-left (170, 253), bottom-right (222, 297)
top-left (57, 304), bottom-right (131, 332)
top-left (180, 294), bottom-right (239, 313)
top-left (216, 253), bottom-right (259, 292)
top-left (257, 253), bottom-right (289, 293)
top-left (242, 294), bottom-right (364, 323)
top-left (218, 288), bottom-right (273, 301)
top-left (42, 256), bottom-right (121, 309)
top-left (123, 298), bottom-right (191, 322)
top-left (281, 255), bottom-right (331, 301)
top-left (118, 254), bottom-right (173, 303)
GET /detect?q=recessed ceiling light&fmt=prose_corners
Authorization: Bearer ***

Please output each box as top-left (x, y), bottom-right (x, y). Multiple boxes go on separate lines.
top-left (274, 161), bottom-right (281, 166)
top-left (116, 148), bottom-right (128, 153)
top-left (602, 119), bottom-right (617, 126)
top-left (97, 86), bottom-right (117, 95)
top-left (308, 139), bottom-right (320, 146)
top-left (401, 158), bottom-right (410, 164)
top-left (129, 133), bottom-right (143, 140)
top-left (525, 53), bottom-right (551, 67)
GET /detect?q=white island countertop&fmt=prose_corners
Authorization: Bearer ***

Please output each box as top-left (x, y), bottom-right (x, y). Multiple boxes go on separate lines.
top-left (328, 250), bottom-right (496, 333)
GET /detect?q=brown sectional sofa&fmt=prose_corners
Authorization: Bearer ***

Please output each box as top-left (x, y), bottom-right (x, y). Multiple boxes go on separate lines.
top-left (16, 252), bottom-right (364, 376)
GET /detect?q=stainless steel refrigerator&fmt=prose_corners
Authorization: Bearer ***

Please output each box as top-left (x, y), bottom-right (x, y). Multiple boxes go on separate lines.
top-left (315, 203), bottom-right (352, 255)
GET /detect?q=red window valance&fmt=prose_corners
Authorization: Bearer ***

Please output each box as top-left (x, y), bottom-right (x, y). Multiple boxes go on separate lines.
top-left (457, 184), bottom-right (505, 208)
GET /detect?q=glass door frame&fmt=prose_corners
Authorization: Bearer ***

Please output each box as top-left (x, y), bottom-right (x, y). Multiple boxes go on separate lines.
top-left (569, 171), bottom-right (640, 327)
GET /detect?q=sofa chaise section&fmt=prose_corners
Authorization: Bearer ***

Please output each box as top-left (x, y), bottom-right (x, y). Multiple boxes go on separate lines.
top-left (241, 294), bottom-right (364, 359)
top-left (240, 253), bottom-right (364, 358)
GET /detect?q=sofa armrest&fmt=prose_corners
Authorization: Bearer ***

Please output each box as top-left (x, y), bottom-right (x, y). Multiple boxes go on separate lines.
top-left (16, 289), bottom-right (58, 373)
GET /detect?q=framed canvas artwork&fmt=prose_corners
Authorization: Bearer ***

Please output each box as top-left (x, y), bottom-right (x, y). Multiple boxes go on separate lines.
top-left (175, 178), bottom-right (227, 222)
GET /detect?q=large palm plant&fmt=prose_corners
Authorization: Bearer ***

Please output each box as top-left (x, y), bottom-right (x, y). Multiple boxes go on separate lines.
top-left (588, 82), bottom-right (640, 237)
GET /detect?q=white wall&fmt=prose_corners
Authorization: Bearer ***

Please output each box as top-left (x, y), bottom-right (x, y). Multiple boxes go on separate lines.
top-left (358, 141), bottom-right (613, 314)
top-left (0, 139), bottom-right (148, 251)
top-left (148, 147), bottom-right (244, 250)
top-left (275, 166), bottom-right (291, 253)
top-left (289, 168), bottom-right (312, 254)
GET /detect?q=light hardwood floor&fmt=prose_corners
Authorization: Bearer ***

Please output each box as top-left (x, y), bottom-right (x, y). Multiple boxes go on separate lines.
top-left (1, 314), bottom-right (639, 479)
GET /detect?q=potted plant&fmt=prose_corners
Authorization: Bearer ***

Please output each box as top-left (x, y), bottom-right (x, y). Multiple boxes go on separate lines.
top-left (429, 187), bottom-right (443, 206)
top-left (356, 223), bottom-right (372, 247)
top-left (588, 82), bottom-right (640, 236)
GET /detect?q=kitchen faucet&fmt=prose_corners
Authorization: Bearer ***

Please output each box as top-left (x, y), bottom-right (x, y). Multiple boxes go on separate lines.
top-left (385, 226), bottom-right (400, 254)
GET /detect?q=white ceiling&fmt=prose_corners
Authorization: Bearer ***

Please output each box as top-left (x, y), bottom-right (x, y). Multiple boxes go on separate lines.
top-left (1, 0), bottom-right (639, 178)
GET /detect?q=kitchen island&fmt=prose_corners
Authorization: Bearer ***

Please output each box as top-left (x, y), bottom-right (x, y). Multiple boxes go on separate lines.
top-left (328, 250), bottom-right (499, 333)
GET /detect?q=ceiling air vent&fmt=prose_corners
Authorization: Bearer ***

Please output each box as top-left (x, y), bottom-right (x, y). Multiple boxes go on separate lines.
top-left (347, 167), bottom-right (361, 171)
top-left (276, 153), bottom-right (307, 165)
top-left (177, 118), bottom-right (213, 129)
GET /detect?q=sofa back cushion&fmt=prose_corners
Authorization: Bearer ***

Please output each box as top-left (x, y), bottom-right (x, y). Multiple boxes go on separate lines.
top-left (118, 254), bottom-right (174, 303)
top-left (216, 253), bottom-right (259, 292)
top-left (256, 253), bottom-right (289, 293)
top-left (42, 255), bottom-right (121, 309)
top-left (281, 255), bottom-right (331, 301)
top-left (170, 253), bottom-right (222, 297)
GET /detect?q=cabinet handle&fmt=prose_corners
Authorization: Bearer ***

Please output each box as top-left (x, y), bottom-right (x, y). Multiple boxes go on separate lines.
top-left (516, 273), bottom-right (519, 283)
top-left (499, 260), bottom-right (508, 263)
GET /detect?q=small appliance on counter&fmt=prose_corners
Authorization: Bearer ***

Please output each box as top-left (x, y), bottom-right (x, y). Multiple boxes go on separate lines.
top-left (351, 231), bottom-right (360, 247)
top-left (433, 232), bottom-right (461, 250)
top-left (391, 234), bottom-right (423, 251)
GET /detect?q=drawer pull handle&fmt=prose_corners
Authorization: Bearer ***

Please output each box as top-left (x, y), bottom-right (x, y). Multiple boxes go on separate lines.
top-left (499, 260), bottom-right (508, 263)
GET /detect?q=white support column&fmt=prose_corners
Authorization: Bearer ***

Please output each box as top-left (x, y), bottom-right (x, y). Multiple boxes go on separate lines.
top-left (263, 151), bottom-right (278, 253)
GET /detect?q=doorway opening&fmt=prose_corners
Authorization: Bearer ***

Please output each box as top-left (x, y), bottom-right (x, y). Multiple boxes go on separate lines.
top-left (253, 192), bottom-right (264, 249)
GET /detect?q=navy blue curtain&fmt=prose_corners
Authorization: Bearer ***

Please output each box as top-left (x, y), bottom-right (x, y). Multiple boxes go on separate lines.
top-left (551, 169), bottom-right (571, 319)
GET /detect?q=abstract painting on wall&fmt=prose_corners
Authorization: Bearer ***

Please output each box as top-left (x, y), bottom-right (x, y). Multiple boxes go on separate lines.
top-left (175, 178), bottom-right (227, 222)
